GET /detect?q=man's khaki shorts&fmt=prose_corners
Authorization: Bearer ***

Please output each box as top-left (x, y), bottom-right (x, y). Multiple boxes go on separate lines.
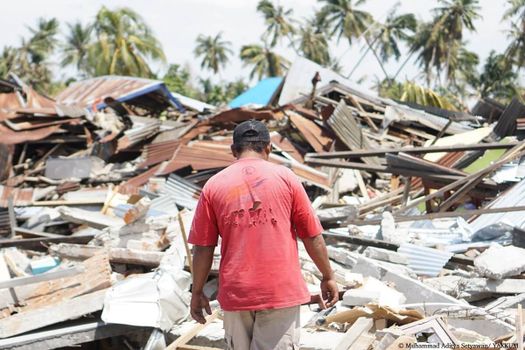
top-left (223, 305), bottom-right (300, 350)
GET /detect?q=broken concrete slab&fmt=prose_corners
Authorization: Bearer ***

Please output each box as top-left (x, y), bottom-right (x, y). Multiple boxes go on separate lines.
top-left (425, 275), bottom-right (525, 299)
top-left (363, 246), bottom-right (408, 265)
top-left (474, 244), bottom-right (525, 279)
top-left (58, 206), bottom-right (124, 230)
top-left (342, 277), bottom-right (406, 308)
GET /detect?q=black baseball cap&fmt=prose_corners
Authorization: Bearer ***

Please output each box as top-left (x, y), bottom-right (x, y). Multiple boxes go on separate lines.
top-left (233, 120), bottom-right (271, 144)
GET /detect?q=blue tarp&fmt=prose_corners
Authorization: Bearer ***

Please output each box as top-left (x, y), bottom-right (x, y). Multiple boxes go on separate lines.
top-left (228, 77), bottom-right (283, 108)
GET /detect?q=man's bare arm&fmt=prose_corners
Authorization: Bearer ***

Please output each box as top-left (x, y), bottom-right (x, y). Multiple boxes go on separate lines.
top-left (190, 245), bottom-right (215, 324)
top-left (302, 234), bottom-right (339, 308)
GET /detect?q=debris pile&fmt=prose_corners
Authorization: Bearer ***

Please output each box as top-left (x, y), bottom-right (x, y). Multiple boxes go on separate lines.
top-left (1, 57), bottom-right (525, 349)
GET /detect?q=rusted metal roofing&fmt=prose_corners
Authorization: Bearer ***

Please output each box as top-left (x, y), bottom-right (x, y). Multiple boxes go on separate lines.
top-left (0, 74), bottom-right (56, 121)
top-left (55, 75), bottom-right (185, 113)
top-left (270, 132), bottom-right (303, 162)
top-left (138, 139), bottom-right (181, 169)
top-left (208, 107), bottom-right (275, 124)
top-left (0, 185), bottom-right (34, 207)
top-left (289, 112), bottom-right (334, 153)
top-left (0, 124), bottom-right (63, 145)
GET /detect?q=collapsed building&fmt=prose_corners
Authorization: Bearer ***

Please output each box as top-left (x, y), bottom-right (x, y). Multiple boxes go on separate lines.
top-left (0, 58), bottom-right (524, 349)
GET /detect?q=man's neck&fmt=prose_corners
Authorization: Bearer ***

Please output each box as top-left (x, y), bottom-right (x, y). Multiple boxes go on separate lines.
top-left (237, 151), bottom-right (267, 160)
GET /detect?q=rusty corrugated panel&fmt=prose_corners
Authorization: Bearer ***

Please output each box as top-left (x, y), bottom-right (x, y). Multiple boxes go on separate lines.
top-left (270, 132), bottom-right (303, 162)
top-left (119, 164), bottom-right (163, 195)
top-left (55, 75), bottom-right (184, 112)
top-left (0, 185), bottom-right (34, 207)
top-left (289, 112), bottom-right (333, 153)
top-left (138, 140), bottom-right (181, 169)
top-left (4, 117), bottom-right (82, 131)
top-left (209, 107), bottom-right (275, 124)
top-left (0, 124), bottom-right (62, 145)
top-left (160, 143), bottom-right (234, 174)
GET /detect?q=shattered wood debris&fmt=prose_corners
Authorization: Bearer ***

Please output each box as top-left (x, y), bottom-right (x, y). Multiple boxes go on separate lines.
top-left (1, 57), bottom-right (525, 349)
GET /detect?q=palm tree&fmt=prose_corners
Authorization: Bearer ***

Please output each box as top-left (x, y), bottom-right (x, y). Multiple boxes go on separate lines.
top-left (256, 0), bottom-right (296, 47)
top-left (316, 0), bottom-right (373, 44)
top-left (296, 18), bottom-right (331, 66)
top-left (503, 0), bottom-right (525, 72)
top-left (89, 6), bottom-right (166, 77)
top-left (4, 18), bottom-right (59, 92)
top-left (240, 44), bottom-right (289, 79)
top-left (194, 32), bottom-right (232, 74)
top-left (61, 22), bottom-right (93, 76)
top-left (349, 9), bottom-right (416, 78)
top-left (410, 0), bottom-right (481, 86)
top-left (470, 51), bottom-right (518, 101)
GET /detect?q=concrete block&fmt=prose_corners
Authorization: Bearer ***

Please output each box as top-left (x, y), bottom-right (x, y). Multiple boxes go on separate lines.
top-left (363, 247), bottom-right (408, 265)
top-left (342, 277), bottom-right (406, 308)
top-left (474, 244), bottom-right (525, 279)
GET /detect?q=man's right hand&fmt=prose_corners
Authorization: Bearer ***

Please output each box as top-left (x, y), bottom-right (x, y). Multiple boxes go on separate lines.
top-left (320, 278), bottom-right (339, 308)
top-left (190, 292), bottom-right (212, 324)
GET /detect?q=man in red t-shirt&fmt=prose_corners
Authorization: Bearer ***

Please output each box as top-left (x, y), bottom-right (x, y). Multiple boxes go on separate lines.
top-left (188, 120), bottom-right (338, 349)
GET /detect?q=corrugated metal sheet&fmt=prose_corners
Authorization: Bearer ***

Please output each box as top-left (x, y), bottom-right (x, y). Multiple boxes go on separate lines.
top-left (397, 243), bottom-right (453, 277)
top-left (289, 112), bottom-right (333, 153)
top-left (0, 123), bottom-right (63, 145)
top-left (171, 92), bottom-right (215, 112)
top-left (116, 116), bottom-right (161, 152)
top-left (328, 100), bottom-right (381, 166)
top-left (138, 140), bottom-right (181, 169)
top-left (0, 185), bottom-right (34, 207)
top-left (0, 209), bottom-right (10, 237)
top-left (162, 174), bottom-right (202, 210)
top-left (229, 77), bottom-right (282, 108)
top-left (470, 178), bottom-right (525, 232)
top-left (55, 76), bottom-right (185, 112)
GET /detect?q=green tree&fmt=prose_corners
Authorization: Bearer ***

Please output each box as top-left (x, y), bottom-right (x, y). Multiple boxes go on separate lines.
top-left (163, 63), bottom-right (199, 98)
top-left (256, 0), bottom-right (296, 47)
top-left (349, 9), bottom-right (417, 78)
top-left (316, 0), bottom-right (373, 44)
top-left (60, 22), bottom-right (93, 76)
top-left (470, 51), bottom-right (518, 101)
top-left (410, 0), bottom-right (481, 86)
top-left (296, 18), bottom-right (331, 66)
top-left (240, 44), bottom-right (289, 79)
top-left (0, 18), bottom-right (59, 92)
top-left (88, 6), bottom-right (166, 77)
top-left (194, 32), bottom-right (232, 74)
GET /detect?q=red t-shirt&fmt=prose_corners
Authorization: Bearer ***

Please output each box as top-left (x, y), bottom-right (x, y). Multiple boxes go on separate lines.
top-left (188, 157), bottom-right (323, 311)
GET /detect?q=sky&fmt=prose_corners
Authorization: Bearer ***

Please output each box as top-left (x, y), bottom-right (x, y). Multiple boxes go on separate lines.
top-left (0, 0), bottom-right (515, 90)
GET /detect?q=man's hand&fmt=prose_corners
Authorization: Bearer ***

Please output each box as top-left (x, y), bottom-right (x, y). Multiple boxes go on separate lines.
top-left (320, 278), bottom-right (339, 308)
top-left (190, 292), bottom-right (212, 324)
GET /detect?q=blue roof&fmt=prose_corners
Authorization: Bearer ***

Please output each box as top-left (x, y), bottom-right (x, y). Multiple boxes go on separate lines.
top-left (228, 77), bottom-right (283, 108)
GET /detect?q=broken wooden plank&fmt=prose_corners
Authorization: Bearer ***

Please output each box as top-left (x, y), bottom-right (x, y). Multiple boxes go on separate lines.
top-left (0, 235), bottom-right (95, 250)
top-left (7, 196), bottom-right (16, 238)
top-left (0, 266), bottom-right (84, 289)
top-left (334, 317), bottom-right (373, 350)
top-left (49, 243), bottom-right (164, 267)
top-left (166, 310), bottom-right (220, 350)
top-left (1, 252), bottom-right (111, 312)
top-left (305, 142), bottom-right (518, 159)
top-left (0, 288), bottom-right (107, 338)
top-left (0, 320), bottom-right (148, 350)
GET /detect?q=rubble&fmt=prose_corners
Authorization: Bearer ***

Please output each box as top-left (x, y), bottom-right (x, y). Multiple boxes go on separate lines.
top-left (1, 57), bottom-right (525, 348)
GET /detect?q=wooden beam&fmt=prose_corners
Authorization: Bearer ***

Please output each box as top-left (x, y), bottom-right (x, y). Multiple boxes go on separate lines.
top-left (305, 142), bottom-right (518, 159)
top-left (334, 317), bottom-right (373, 350)
top-left (0, 235), bottom-right (94, 250)
top-left (7, 196), bottom-right (16, 238)
top-left (0, 266), bottom-right (84, 289)
top-left (0, 289), bottom-right (107, 338)
top-left (49, 243), bottom-right (164, 267)
top-left (166, 310), bottom-right (219, 350)
top-left (0, 320), bottom-right (148, 350)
